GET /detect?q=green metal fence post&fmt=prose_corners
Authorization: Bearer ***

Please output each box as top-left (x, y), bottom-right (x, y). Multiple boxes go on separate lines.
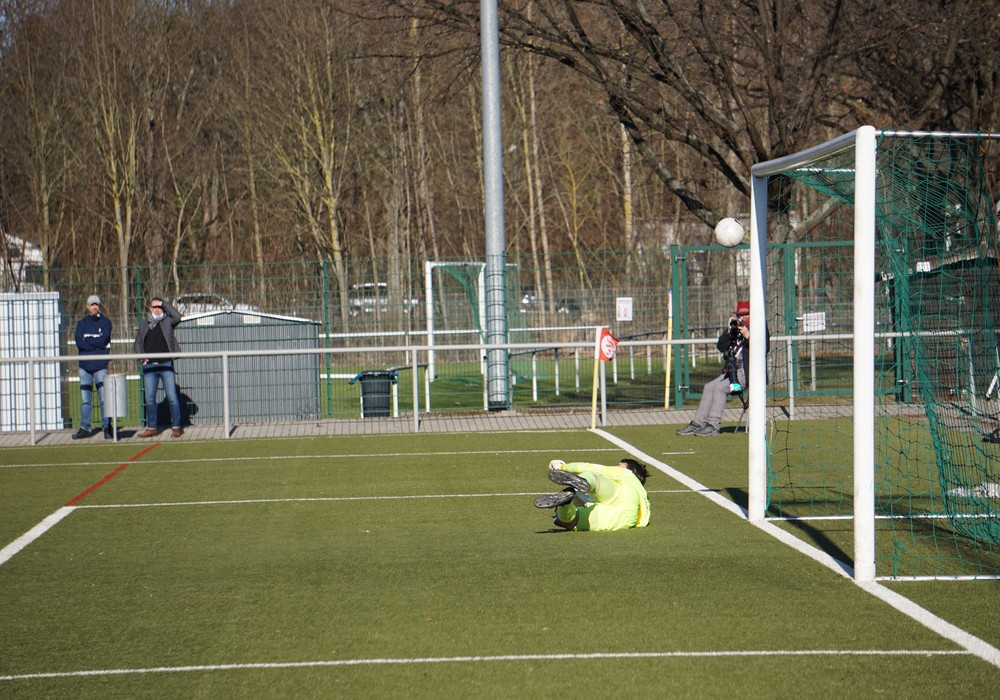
top-left (670, 244), bottom-right (684, 409)
top-left (133, 264), bottom-right (146, 429)
top-left (785, 240), bottom-right (798, 400)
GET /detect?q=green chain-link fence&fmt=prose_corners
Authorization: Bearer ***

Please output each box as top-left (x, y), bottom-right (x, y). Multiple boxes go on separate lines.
top-left (4, 244), bottom-right (862, 430)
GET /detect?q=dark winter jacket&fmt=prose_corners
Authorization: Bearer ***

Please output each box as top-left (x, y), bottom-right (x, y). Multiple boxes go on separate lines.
top-left (716, 322), bottom-right (770, 389)
top-left (134, 300), bottom-right (182, 359)
top-left (75, 313), bottom-right (113, 373)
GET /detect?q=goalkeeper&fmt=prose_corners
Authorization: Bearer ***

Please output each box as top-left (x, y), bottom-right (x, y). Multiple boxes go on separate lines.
top-left (534, 458), bottom-right (650, 531)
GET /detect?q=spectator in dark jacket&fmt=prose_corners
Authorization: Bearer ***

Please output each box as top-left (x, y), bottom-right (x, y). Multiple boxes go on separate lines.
top-left (676, 301), bottom-right (765, 437)
top-left (73, 295), bottom-right (114, 440)
top-left (134, 297), bottom-right (183, 438)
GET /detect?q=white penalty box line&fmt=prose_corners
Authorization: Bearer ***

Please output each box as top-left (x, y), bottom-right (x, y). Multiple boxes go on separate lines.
top-left (0, 649), bottom-right (973, 682)
top-left (1, 488), bottom-right (693, 568)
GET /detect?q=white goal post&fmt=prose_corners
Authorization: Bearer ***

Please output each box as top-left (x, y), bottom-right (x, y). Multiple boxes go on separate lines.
top-left (746, 126), bottom-right (1000, 582)
top-left (748, 125), bottom-right (880, 581)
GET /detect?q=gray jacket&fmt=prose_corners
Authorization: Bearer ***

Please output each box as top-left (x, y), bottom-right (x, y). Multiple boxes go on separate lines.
top-left (134, 299), bottom-right (182, 358)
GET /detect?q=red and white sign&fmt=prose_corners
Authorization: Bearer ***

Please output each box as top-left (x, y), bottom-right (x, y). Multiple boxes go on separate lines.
top-left (597, 327), bottom-right (619, 361)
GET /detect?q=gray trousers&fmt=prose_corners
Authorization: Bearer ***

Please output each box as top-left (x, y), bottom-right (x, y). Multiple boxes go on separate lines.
top-left (693, 368), bottom-right (745, 429)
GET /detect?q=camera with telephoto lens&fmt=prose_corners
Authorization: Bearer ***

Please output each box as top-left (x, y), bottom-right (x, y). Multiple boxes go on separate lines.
top-left (730, 316), bottom-right (744, 330)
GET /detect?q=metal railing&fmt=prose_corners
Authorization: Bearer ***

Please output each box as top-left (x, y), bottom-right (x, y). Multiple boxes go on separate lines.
top-left (2, 332), bottom-right (885, 445)
top-left (2, 336), bottom-right (727, 443)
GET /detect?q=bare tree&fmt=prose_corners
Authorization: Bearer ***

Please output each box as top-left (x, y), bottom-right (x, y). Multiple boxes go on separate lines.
top-left (67, 0), bottom-right (165, 326)
top-left (843, 0), bottom-right (999, 133)
top-left (3, 0), bottom-right (992, 291)
top-left (0, 0), bottom-right (78, 289)
top-left (250, 0), bottom-right (361, 323)
top-left (388, 0), bottom-right (998, 235)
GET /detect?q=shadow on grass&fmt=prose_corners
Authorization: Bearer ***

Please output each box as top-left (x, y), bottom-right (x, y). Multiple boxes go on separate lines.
top-left (726, 487), bottom-right (852, 564)
top-left (725, 487), bottom-right (749, 511)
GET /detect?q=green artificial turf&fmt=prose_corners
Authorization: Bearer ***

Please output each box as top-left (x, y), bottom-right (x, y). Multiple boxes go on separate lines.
top-left (1, 428), bottom-right (998, 697)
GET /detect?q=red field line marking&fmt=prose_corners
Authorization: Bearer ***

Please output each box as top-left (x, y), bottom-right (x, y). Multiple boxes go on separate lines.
top-left (65, 443), bottom-right (161, 506)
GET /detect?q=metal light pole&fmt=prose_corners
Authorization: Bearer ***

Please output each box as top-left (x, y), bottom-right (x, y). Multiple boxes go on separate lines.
top-left (480, 0), bottom-right (509, 409)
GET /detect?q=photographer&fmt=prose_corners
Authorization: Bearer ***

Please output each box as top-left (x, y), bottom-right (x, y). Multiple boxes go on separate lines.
top-left (676, 301), bottom-right (753, 437)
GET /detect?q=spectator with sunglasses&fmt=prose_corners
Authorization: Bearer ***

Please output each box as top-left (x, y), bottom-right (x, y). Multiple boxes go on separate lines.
top-left (134, 297), bottom-right (183, 438)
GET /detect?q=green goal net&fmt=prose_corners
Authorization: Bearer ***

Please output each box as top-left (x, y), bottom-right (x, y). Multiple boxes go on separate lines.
top-left (750, 128), bottom-right (1000, 580)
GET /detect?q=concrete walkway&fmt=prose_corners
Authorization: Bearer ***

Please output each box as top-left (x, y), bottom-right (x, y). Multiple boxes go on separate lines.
top-left (0, 405), bottom-right (757, 447)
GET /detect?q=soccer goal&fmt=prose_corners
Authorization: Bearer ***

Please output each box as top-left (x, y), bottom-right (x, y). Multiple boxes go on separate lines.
top-left (747, 126), bottom-right (1000, 581)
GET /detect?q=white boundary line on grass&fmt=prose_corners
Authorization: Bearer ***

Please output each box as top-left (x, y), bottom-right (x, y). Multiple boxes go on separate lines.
top-left (0, 490), bottom-right (693, 568)
top-left (0, 506), bottom-right (75, 567)
top-left (591, 428), bottom-right (1000, 670)
top-left (1, 447), bottom-right (623, 470)
top-left (2, 433), bottom-right (997, 678)
top-left (68, 489), bottom-right (690, 510)
top-left (0, 649), bottom-right (972, 682)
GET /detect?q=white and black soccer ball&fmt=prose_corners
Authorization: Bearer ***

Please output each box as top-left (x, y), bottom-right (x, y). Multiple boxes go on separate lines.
top-left (714, 218), bottom-right (746, 247)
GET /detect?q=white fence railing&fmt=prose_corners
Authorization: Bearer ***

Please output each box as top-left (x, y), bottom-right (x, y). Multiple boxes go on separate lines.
top-left (2, 337), bottom-right (737, 444)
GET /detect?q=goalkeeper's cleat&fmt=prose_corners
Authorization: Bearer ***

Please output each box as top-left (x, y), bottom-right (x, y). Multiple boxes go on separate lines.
top-left (534, 489), bottom-right (575, 509)
top-left (548, 459), bottom-right (565, 470)
top-left (547, 469), bottom-right (590, 493)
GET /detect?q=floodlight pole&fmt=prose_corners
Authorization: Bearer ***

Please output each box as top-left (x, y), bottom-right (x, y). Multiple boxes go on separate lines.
top-left (480, 0), bottom-right (509, 410)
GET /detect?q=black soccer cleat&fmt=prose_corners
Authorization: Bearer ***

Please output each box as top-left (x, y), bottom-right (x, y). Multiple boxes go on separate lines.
top-left (547, 469), bottom-right (590, 493)
top-left (534, 489), bottom-right (575, 509)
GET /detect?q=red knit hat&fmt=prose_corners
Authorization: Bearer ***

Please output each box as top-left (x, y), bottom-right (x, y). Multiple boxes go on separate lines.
top-left (734, 300), bottom-right (750, 316)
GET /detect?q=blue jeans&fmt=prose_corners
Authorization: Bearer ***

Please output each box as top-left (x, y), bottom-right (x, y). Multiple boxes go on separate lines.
top-left (79, 367), bottom-right (109, 431)
top-left (142, 362), bottom-right (181, 430)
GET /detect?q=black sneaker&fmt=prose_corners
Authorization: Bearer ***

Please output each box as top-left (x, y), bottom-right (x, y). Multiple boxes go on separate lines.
top-left (71, 428), bottom-right (91, 440)
top-left (676, 422), bottom-right (701, 435)
top-left (103, 426), bottom-right (116, 440)
top-left (548, 469), bottom-right (590, 493)
top-left (534, 489), bottom-right (575, 509)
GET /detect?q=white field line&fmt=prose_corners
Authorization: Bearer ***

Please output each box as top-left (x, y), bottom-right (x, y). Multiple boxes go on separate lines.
top-left (75, 488), bottom-right (691, 510)
top-left (592, 430), bottom-right (748, 519)
top-left (856, 581), bottom-right (1000, 667)
top-left (1, 447), bottom-right (622, 470)
top-left (591, 428), bottom-right (1000, 670)
top-left (0, 490), bottom-right (693, 565)
top-left (0, 649), bottom-right (972, 682)
top-left (0, 489), bottom-right (691, 566)
top-left (3, 435), bottom-right (997, 675)
top-left (0, 507), bottom-right (76, 567)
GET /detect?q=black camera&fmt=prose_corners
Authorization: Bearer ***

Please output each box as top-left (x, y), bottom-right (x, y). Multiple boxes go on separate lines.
top-left (730, 316), bottom-right (743, 329)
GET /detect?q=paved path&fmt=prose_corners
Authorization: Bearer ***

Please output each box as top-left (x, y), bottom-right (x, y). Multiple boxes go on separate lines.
top-left (0, 406), bottom-right (759, 447)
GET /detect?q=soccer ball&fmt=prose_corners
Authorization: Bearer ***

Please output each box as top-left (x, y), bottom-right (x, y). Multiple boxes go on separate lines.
top-left (714, 217), bottom-right (745, 247)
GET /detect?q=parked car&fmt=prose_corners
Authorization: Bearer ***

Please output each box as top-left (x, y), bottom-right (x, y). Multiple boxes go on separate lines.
top-left (348, 282), bottom-right (421, 316)
top-left (520, 289), bottom-right (538, 312)
top-left (556, 298), bottom-right (581, 315)
top-left (519, 289), bottom-right (580, 315)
